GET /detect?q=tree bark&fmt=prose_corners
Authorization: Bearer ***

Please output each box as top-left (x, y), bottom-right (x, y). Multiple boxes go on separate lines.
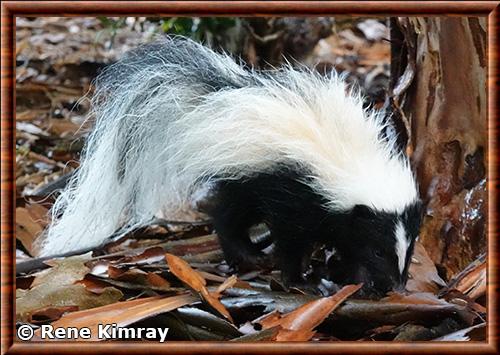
top-left (390, 18), bottom-right (487, 279)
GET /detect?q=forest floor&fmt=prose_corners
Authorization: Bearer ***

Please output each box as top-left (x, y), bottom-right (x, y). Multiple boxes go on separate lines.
top-left (15, 17), bottom-right (486, 342)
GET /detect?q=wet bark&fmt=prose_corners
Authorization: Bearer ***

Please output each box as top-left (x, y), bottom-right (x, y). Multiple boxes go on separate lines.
top-left (390, 17), bottom-right (487, 279)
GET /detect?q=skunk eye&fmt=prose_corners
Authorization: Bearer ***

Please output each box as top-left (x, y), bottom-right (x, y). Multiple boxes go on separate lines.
top-left (374, 250), bottom-right (383, 259)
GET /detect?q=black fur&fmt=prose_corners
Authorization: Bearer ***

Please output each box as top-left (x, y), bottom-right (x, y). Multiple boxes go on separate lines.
top-left (205, 165), bottom-right (330, 286)
top-left (98, 38), bottom-right (422, 295)
top-left (327, 201), bottom-right (422, 296)
top-left (204, 165), bottom-right (422, 295)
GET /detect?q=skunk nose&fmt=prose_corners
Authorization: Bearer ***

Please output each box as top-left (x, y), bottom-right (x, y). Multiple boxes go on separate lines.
top-left (392, 274), bottom-right (406, 292)
top-left (393, 283), bottom-right (406, 292)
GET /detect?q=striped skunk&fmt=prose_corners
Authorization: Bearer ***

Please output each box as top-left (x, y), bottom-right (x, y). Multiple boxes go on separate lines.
top-left (38, 37), bottom-right (422, 295)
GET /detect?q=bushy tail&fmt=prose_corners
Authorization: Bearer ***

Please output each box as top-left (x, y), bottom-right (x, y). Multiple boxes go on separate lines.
top-left (38, 36), bottom-right (252, 256)
top-left (39, 36), bottom-right (412, 257)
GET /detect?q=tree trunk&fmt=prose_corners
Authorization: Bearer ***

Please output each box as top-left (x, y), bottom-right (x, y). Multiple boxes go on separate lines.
top-left (390, 18), bottom-right (487, 279)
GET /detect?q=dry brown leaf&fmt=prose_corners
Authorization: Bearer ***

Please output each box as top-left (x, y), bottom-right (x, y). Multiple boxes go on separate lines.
top-left (94, 265), bottom-right (173, 291)
top-left (467, 278), bottom-right (486, 301)
top-left (32, 253), bottom-right (91, 287)
top-left (274, 328), bottom-right (316, 342)
top-left (215, 274), bottom-right (238, 295)
top-left (333, 291), bottom-right (477, 326)
top-left (16, 206), bottom-right (45, 254)
top-left (382, 292), bottom-right (449, 306)
top-left (442, 289), bottom-right (486, 315)
top-left (165, 253), bottom-right (206, 291)
top-left (164, 233), bottom-right (222, 259)
top-left (76, 276), bottom-right (116, 294)
top-left (200, 288), bottom-right (234, 323)
top-left (107, 264), bottom-right (129, 279)
top-left (407, 241), bottom-right (446, 293)
top-left (260, 284), bottom-right (362, 331)
top-left (254, 310), bottom-right (282, 329)
top-left (198, 270), bottom-right (227, 283)
top-left (25, 203), bottom-right (49, 226)
top-left (16, 253), bottom-right (123, 321)
top-left (29, 305), bottom-right (79, 324)
top-left (117, 246), bottom-right (166, 265)
top-left (166, 253), bottom-right (233, 323)
top-left (107, 265), bottom-right (162, 285)
top-left (16, 208), bottom-right (42, 254)
top-left (33, 294), bottom-right (197, 341)
top-left (365, 325), bottom-right (398, 340)
top-left (146, 272), bottom-right (171, 288)
top-left (17, 284), bottom-right (123, 322)
top-left (46, 118), bottom-right (80, 136)
top-left (451, 260), bottom-right (486, 300)
top-left (100, 234), bottom-right (220, 265)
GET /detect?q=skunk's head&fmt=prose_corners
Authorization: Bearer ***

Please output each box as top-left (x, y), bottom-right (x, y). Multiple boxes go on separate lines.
top-left (327, 200), bottom-right (423, 297)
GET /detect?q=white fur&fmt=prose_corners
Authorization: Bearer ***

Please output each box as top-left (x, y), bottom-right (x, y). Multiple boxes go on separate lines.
top-left (38, 38), bottom-right (418, 256)
top-left (394, 220), bottom-right (409, 274)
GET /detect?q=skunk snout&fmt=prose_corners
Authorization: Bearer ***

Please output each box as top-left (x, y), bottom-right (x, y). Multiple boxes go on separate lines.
top-left (353, 267), bottom-right (407, 298)
top-left (392, 277), bottom-right (406, 293)
top-left (351, 266), bottom-right (387, 297)
top-left (326, 255), bottom-right (407, 298)
top-left (393, 284), bottom-right (406, 293)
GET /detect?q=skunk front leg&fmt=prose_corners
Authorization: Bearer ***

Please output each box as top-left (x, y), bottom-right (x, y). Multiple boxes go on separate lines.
top-left (273, 229), bottom-right (315, 290)
top-left (207, 183), bottom-right (270, 271)
top-left (211, 213), bottom-right (270, 270)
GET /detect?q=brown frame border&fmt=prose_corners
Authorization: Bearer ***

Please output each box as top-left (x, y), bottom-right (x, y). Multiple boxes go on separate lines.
top-left (1, 1), bottom-right (499, 354)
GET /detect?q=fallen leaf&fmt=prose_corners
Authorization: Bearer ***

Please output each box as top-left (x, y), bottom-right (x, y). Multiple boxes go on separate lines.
top-left (215, 275), bottom-right (238, 295)
top-left (16, 253), bottom-right (123, 321)
top-left (222, 288), bottom-right (477, 329)
top-left (166, 253), bottom-right (233, 323)
top-left (253, 310), bottom-right (282, 329)
top-left (199, 288), bottom-right (234, 323)
top-left (164, 234), bottom-right (221, 256)
top-left (198, 270), bottom-right (226, 283)
top-left (32, 253), bottom-right (91, 287)
top-left (175, 307), bottom-right (241, 338)
top-left (29, 305), bottom-right (79, 324)
top-left (146, 272), bottom-right (171, 288)
top-left (440, 289), bottom-right (486, 315)
top-left (16, 206), bottom-right (46, 254)
top-left (433, 323), bottom-right (486, 341)
top-left (333, 292), bottom-right (477, 326)
top-left (76, 276), bottom-right (116, 294)
top-left (46, 118), bottom-right (80, 136)
top-left (260, 284), bottom-right (362, 332)
top-left (165, 253), bottom-right (206, 291)
top-left (106, 265), bottom-right (171, 289)
top-left (407, 241), bottom-right (446, 293)
top-left (447, 255), bottom-right (486, 300)
top-left (116, 246), bottom-right (166, 265)
top-left (17, 284), bottom-right (123, 322)
top-left (33, 294), bottom-right (197, 341)
top-left (231, 326), bottom-right (282, 342)
top-left (382, 292), bottom-right (453, 306)
top-left (275, 328), bottom-right (316, 341)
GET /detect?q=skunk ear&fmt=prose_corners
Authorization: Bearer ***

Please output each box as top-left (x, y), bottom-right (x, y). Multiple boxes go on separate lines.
top-left (351, 204), bottom-right (374, 219)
